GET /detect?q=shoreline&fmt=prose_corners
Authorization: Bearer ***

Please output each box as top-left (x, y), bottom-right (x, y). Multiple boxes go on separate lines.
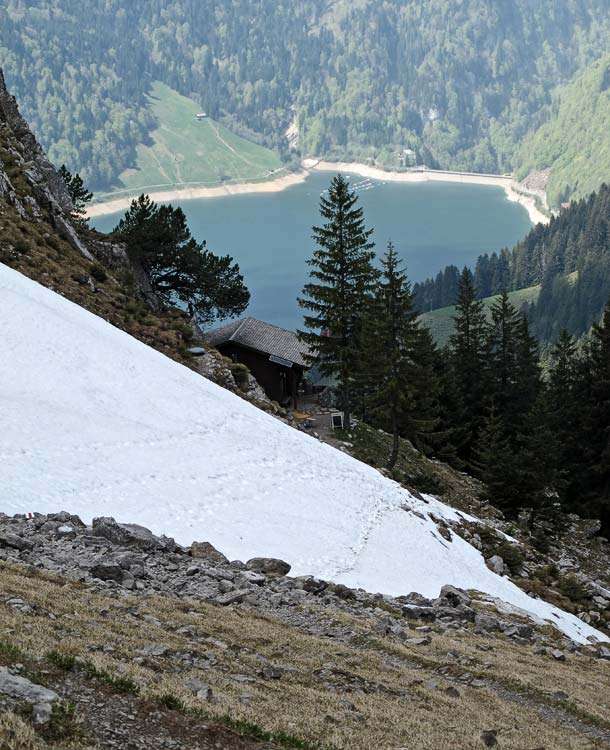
top-left (87, 159), bottom-right (549, 226)
top-left (86, 170), bottom-right (309, 219)
top-left (307, 160), bottom-right (549, 226)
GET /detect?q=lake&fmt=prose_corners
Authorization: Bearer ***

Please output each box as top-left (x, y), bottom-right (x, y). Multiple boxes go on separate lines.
top-left (92, 172), bottom-right (532, 331)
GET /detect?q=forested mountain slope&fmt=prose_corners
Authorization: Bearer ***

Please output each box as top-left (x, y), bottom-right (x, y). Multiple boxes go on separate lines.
top-left (515, 54), bottom-right (610, 208)
top-left (1, 0), bottom-right (609, 192)
top-left (415, 185), bottom-right (610, 342)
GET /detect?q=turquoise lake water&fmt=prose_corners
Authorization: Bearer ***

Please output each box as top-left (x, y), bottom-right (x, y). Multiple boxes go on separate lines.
top-left (92, 173), bottom-right (532, 331)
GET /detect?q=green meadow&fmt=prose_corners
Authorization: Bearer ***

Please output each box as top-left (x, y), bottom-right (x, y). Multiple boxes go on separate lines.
top-left (419, 284), bottom-right (542, 346)
top-left (111, 82), bottom-right (284, 196)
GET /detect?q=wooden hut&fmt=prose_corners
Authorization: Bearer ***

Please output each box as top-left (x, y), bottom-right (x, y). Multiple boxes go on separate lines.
top-left (205, 317), bottom-right (309, 408)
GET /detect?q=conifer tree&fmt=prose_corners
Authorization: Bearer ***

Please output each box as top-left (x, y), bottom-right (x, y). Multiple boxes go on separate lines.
top-left (488, 291), bottom-right (520, 423)
top-left (515, 396), bottom-right (564, 525)
top-left (579, 301), bottom-right (610, 536)
top-left (474, 407), bottom-right (520, 514)
top-left (59, 164), bottom-right (93, 221)
top-left (448, 268), bottom-right (489, 465)
top-left (298, 175), bottom-right (377, 430)
top-left (115, 195), bottom-right (249, 324)
top-left (512, 314), bottom-right (542, 431)
top-left (546, 329), bottom-right (580, 495)
top-left (360, 242), bottom-right (418, 468)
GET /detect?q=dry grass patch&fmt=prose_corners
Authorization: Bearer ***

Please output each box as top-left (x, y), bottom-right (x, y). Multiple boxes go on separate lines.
top-left (1, 562), bottom-right (609, 749)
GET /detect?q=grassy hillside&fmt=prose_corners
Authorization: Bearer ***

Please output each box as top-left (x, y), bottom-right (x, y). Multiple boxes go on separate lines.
top-left (419, 285), bottom-right (541, 346)
top-left (516, 55), bottom-right (610, 208)
top-left (2, 547), bottom-right (610, 749)
top-left (103, 82), bottom-right (285, 199)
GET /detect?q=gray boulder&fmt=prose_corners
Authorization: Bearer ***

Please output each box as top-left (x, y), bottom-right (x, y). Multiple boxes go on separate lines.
top-left (438, 585), bottom-right (471, 606)
top-left (246, 557), bottom-right (291, 577)
top-left (89, 561), bottom-right (125, 583)
top-left (0, 668), bottom-right (59, 705)
top-left (0, 532), bottom-right (34, 551)
top-left (487, 555), bottom-right (505, 575)
top-left (190, 541), bottom-right (229, 564)
top-left (91, 517), bottom-right (176, 551)
top-left (474, 613), bottom-right (502, 632)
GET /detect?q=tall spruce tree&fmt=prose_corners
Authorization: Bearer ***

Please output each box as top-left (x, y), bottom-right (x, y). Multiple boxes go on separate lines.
top-left (448, 268), bottom-right (489, 465)
top-left (513, 314), bottom-right (542, 421)
top-left (474, 406), bottom-right (520, 514)
top-left (487, 291), bottom-right (520, 425)
top-left (516, 396), bottom-right (563, 525)
top-left (298, 175), bottom-right (377, 430)
top-left (579, 301), bottom-right (610, 536)
top-left (360, 242), bottom-right (419, 468)
top-left (546, 329), bottom-right (580, 499)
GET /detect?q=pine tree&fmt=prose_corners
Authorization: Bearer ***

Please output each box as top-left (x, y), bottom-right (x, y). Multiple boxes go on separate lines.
top-left (474, 407), bottom-right (520, 514)
top-left (546, 329), bottom-right (580, 492)
top-left (516, 397), bottom-right (563, 525)
top-left (579, 301), bottom-right (610, 536)
top-left (488, 291), bottom-right (520, 423)
top-left (360, 242), bottom-right (419, 468)
top-left (298, 175), bottom-right (377, 430)
top-left (59, 164), bottom-right (93, 221)
top-left (448, 268), bottom-right (489, 465)
top-left (513, 314), bottom-right (542, 431)
top-left (114, 195), bottom-right (249, 323)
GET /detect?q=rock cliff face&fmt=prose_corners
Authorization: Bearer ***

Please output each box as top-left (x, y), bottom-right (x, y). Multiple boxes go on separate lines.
top-left (0, 68), bottom-right (96, 259)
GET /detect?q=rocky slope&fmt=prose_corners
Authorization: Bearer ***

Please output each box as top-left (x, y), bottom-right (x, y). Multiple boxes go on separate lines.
top-left (1, 512), bottom-right (609, 749)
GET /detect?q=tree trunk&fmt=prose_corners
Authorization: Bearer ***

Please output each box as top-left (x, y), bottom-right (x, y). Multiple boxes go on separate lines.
top-left (343, 406), bottom-right (351, 432)
top-left (388, 406), bottom-right (399, 469)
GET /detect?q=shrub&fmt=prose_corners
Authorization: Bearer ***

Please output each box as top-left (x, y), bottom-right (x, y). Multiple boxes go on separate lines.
top-left (46, 650), bottom-right (76, 671)
top-left (558, 574), bottom-right (589, 603)
top-left (534, 563), bottom-right (559, 584)
top-left (156, 692), bottom-right (184, 711)
top-left (13, 238), bottom-right (30, 254)
top-left (81, 662), bottom-right (139, 694)
top-left (230, 362), bottom-right (250, 390)
top-left (90, 264), bottom-right (108, 283)
top-left (497, 541), bottom-right (524, 575)
top-left (42, 702), bottom-right (86, 743)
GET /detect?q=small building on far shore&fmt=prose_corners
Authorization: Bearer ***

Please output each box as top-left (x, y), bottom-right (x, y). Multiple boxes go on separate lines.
top-left (195, 112), bottom-right (207, 121)
top-left (205, 317), bottom-right (310, 408)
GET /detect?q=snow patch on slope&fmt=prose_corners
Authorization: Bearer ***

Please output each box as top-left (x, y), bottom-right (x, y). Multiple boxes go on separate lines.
top-left (0, 263), bottom-right (606, 645)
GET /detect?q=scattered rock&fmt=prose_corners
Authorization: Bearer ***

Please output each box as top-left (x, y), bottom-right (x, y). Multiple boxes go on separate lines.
top-left (246, 557), bottom-right (291, 577)
top-left (0, 668), bottom-right (59, 705)
top-left (260, 664), bottom-right (284, 680)
top-left (0, 532), bottom-right (34, 551)
top-left (89, 561), bottom-right (125, 583)
top-left (215, 589), bottom-right (250, 606)
top-left (91, 517), bottom-right (176, 551)
top-left (32, 702), bottom-right (54, 725)
top-left (185, 678), bottom-right (214, 701)
top-left (474, 613), bottom-right (501, 632)
top-left (487, 555), bottom-right (505, 575)
top-left (190, 541), bottom-right (229, 564)
top-left (439, 585), bottom-right (471, 606)
top-left (405, 636), bottom-right (432, 646)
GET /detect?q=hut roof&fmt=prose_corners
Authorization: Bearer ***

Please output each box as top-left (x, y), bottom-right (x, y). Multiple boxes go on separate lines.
top-left (205, 317), bottom-right (309, 368)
